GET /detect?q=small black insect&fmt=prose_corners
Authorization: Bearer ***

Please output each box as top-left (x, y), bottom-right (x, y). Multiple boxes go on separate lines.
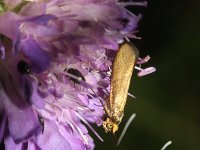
top-left (38, 115), bottom-right (44, 134)
top-left (66, 68), bottom-right (86, 84)
top-left (17, 60), bottom-right (31, 74)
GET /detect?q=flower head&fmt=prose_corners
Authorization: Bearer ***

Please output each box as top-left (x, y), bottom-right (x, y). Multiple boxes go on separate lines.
top-left (0, 0), bottom-right (154, 149)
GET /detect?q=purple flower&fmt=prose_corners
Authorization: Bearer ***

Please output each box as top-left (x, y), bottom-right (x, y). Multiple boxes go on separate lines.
top-left (0, 0), bottom-right (155, 149)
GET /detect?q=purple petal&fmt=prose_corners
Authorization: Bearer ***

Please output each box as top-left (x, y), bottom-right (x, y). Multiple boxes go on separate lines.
top-left (58, 123), bottom-right (86, 150)
top-left (27, 141), bottom-right (41, 150)
top-left (34, 120), bottom-right (72, 150)
top-left (0, 83), bottom-right (40, 143)
top-left (137, 67), bottom-right (156, 76)
top-left (29, 82), bottom-right (45, 108)
top-left (23, 14), bottom-right (57, 26)
top-left (4, 135), bottom-right (24, 150)
top-left (12, 30), bottom-right (21, 55)
top-left (21, 38), bottom-right (50, 73)
top-left (0, 12), bottom-right (20, 40)
top-left (137, 55), bottom-right (151, 64)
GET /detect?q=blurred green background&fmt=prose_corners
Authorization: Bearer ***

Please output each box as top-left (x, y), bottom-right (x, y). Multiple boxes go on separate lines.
top-left (94, 0), bottom-right (200, 149)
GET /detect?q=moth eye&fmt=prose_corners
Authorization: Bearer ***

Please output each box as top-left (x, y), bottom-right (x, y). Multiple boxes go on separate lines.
top-left (107, 123), bottom-right (113, 130)
top-left (65, 68), bottom-right (85, 84)
top-left (17, 60), bottom-right (31, 74)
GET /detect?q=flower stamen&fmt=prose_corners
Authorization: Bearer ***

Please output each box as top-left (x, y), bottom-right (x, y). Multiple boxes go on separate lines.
top-left (118, 1), bottom-right (148, 7)
top-left (75, 112), bottom-right (104, 142)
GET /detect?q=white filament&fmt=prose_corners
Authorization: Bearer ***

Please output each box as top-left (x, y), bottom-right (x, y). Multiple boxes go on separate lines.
top-left (128, 93), bottom-right (136, 99)
top-left (116, 113), bottom-right (136, 146)
top-left (135, 66), bottom-right (143, 71)
top-left (118, 1), bottom-right (148, 7)
top-left (161, 141), bottom-right (172, 150)
top-left (75, 112), bottom-right (104, 142)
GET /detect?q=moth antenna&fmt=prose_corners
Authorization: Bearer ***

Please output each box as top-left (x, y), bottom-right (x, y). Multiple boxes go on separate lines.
top-left (111, 133), bottom-right (118, 147)
top-left (116, 113), bottom-right (136, 146)
top-left (112, 133), bottom-right (117, 142)
top-left (161, 141), bottom-right (172, 150)
top-left (128, 93), bottom-right (136, 99)
top-left (75, 112), bottom-right (104, 142)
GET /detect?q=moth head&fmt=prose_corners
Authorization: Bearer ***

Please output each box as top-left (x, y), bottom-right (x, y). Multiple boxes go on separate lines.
top-left (103, 118), bottom-right (119, 134)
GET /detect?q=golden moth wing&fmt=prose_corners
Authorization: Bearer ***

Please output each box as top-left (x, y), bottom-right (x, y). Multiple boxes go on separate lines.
top-left (108, 42), bottom-right (138, 122)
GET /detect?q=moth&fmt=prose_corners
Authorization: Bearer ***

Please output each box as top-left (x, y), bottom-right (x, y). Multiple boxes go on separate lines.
top-left (103, 42), bottom-right (139, 133)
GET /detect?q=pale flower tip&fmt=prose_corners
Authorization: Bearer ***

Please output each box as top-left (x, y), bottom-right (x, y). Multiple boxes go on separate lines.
top-left (137, 55), bottom-right (151, 64)
top-left (137, 67), bottom-right (156, 77)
